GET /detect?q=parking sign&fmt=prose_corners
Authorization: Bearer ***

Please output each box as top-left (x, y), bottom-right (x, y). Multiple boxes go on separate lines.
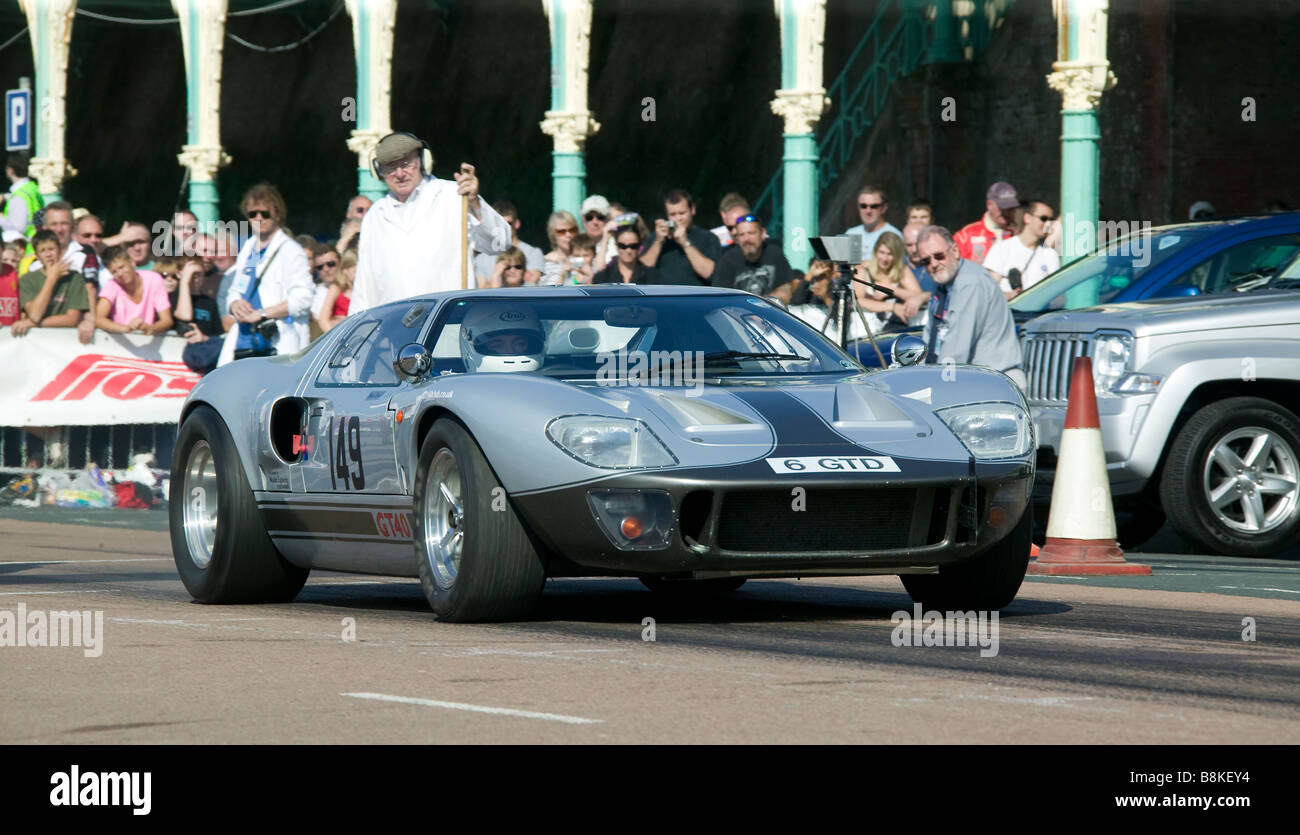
top-left (6, 89), bottom-right (31, 152)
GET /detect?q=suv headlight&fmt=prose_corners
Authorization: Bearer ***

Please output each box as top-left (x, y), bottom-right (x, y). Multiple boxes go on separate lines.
top-left (1091, 333), bottom-right (1133, 395)
top-left (936, 403), bottom-right (1032, 459)
top-left (547, 416), bottom-right (678, 469)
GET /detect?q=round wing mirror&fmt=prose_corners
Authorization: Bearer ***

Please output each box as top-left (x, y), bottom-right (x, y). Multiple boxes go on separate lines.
top-left (890, 334), bottom-right (926, 367)
top-left (394, 343), bottom-right (432, 380)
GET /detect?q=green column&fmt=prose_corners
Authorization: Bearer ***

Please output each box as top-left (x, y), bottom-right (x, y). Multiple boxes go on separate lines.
top-left (781, 134), bottom-right (817, 272)
top-left (1061, 108), bottom-right (1102, 306)
top-left (927, 0), bottom-right (963, 64)
top-left (182, 2), bottom-right (218, 223)
top-left (32, 10), bottom-right (61, 202)
top-left (352, 1), bottom-right (387, 202)
top-left (552, 151), bottom-right (586, 218)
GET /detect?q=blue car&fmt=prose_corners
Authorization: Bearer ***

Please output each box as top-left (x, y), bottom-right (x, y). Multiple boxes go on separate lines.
top-left (849, 213), bottom-right (1300, 367)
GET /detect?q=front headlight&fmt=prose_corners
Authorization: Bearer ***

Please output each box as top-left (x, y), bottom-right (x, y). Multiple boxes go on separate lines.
top-left (936, 403), bottom-right (1032, 459)
top-left (1091, 333), bottom-right (1133, 395)
top-left (546, 416), bottom-right (678, 469)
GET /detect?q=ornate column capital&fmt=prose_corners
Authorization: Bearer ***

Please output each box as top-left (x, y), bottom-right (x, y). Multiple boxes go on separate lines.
top-left (1046, 61), bottom-right (1118, 111)
top-left (177, 144), bottom-right (231, 182)
top-left (29, 157), bottom-right (77, 195)
top-left (539, 110), bottom-right (601, 153)
top-left (347, 128), bottom-right (389, 163)
top-left (770, 89), bottom-right (830, 135)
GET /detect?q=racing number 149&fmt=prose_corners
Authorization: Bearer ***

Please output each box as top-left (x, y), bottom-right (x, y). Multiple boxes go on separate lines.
top-left (328, 415), bottom-right (365, 491)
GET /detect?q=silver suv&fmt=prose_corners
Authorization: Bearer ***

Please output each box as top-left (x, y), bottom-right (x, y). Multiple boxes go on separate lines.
top-left (1022, 288), bottom-right (1300, 556)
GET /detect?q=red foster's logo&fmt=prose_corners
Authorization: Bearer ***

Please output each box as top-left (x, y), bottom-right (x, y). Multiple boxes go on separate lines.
top-left (33, 354), bottom-right (199, 402)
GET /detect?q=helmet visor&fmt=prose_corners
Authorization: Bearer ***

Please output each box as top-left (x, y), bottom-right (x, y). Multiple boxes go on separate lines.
top-left (474, 329), bottom-right (545, 356)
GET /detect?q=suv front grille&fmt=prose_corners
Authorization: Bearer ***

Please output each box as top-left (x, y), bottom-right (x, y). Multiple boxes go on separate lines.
top-left (1023, 335), bottom-right (1092, 402)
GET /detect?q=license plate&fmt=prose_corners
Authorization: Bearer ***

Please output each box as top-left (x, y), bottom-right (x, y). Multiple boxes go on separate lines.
top-left (765, 455), bottom-right (900, 474)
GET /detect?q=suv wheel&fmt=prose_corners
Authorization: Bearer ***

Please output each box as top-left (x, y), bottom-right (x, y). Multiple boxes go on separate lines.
top-left (1160, 397), bottom-right (1300, 557)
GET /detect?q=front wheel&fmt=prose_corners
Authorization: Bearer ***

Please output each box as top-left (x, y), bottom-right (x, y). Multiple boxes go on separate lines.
top-left (901, 505), bottom-right (1032, 611)
top-left (413, 418), bottom-right (545, 622)
top-left (1159, 397), bottom-right (1300, 557)
top-left (169, 405), bottom-right (308, 603)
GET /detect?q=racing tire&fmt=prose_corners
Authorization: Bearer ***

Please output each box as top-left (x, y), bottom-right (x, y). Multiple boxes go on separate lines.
top-left (413, 418), bottom-right (546, 622)
top-left (900, 504), bottom-right (1032, 611)
top-left (169, 405), bottom-right (308, 603)
top-left (639, 576), bottom-right (747, 594)
top-left (1159, 398), bottom-right (1300, 557)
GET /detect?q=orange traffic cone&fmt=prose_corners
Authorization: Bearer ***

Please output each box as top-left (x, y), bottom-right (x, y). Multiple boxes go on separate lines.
top-left (1028, 357), bottom-right (1151, 576)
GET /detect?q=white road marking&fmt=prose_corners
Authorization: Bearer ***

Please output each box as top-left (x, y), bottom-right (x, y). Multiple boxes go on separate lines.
top-left (341, 692), bottom-right (603, 725)
top-left (0, 558), bottom-right (171, 566)
top-left (0, 589), bottom-right (116, 596)
top-left (1217, 586), bottom-right (1300, 594)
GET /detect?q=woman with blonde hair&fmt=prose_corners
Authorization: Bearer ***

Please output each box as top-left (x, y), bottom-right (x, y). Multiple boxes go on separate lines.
top-left (316, 250), bottom-right (356, 333)
top-left (853, 230), bottom-right (924, 331)
top-left (541, 210), bottom-right (581, 285)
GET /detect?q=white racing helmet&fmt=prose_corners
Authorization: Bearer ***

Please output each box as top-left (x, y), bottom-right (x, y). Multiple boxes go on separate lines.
top-left (459, 304), bottom-right (546, 373)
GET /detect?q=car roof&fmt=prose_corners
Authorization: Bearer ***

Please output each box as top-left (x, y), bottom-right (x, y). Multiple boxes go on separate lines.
top-left (1135, 211), bottom-right (1300, 236)
top-left (369, 284), bottom-right (755, 315)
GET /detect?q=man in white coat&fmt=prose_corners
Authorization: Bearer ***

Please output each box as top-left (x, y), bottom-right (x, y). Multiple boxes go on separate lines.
top-left (217, 184), bottom-right (315, 367)
top-left (350, 132), bottom-right (512, 314)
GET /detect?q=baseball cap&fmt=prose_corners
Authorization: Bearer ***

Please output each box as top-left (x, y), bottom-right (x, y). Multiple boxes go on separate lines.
top-left (581, 194), bottom-right (611, 217)
top-left (374, 133), bottom-right (425, 166)
top-left (986, 181), bottom-right (1020, 210)
top-left (1188, 200), bottom-right (1215, 220)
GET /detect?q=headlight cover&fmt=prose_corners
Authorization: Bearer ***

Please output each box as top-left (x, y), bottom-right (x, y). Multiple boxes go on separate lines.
top-left (936, 403), bottom-right (1032, 459)
top-left (1091, 333), bottom-right (1134, 395)
top-left (547, 416), bottom-right (678, 469)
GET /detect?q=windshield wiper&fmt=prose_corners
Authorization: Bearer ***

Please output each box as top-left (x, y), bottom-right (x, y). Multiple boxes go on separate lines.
top-left (703, 350), bottom-right (808, 363)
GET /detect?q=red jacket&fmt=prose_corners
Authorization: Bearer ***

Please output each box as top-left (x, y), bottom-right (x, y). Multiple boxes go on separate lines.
top-left (0, 264), bottom-right (18, 326)
top-left (953, 216), bottom-right (1012, 265)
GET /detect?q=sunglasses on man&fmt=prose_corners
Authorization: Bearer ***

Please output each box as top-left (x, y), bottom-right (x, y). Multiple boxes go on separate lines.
top-left (859, 202), bottom-right (884, 210)
top-left (584, 211), bottom-right (607, 222)
top-left (917, 251), bottom-right (949, 267)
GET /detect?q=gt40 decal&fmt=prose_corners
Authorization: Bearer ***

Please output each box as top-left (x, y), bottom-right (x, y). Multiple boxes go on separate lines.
top-left (766, 455), bottom-right (900, 474)
top-left (373, 511), bottom-right (413, 539)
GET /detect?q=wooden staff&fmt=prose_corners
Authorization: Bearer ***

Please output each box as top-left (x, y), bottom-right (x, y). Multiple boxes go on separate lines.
top-left (460, 163), bottom-right (471, 290)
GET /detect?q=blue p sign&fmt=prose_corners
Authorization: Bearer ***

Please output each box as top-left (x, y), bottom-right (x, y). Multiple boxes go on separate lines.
top-left (6, 89), bottom-right (31, 152)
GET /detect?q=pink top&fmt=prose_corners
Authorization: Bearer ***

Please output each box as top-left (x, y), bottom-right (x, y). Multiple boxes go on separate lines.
top-left (99, 270), bottom-right (170, 325)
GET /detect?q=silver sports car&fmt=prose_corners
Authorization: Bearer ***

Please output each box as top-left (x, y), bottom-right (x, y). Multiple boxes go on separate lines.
top-left (170, 285), bottom-right (1034, 621)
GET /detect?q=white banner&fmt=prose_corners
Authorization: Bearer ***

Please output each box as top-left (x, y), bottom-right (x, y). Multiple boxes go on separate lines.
top-left (0, 328), bottom-right (199, 427)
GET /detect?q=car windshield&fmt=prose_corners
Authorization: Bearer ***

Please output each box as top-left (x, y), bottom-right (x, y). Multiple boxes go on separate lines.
top-left (425, 294), bottom-right (862, 379)
top-left (1010, 226), bottom-right (1216, 313)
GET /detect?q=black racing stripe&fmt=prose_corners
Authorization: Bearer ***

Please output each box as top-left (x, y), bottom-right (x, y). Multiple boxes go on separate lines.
top-left (269, 533), bottom-right (409, 545)
top-left (729, 388), bottom-right (849, 450)
top-left (261, 506), bottom-right (381, 537)
top-left (578, 285), bottom-right (645, 296)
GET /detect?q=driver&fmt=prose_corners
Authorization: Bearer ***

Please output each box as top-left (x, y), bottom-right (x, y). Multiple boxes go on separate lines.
top-left (459, 304), bottom-right (545, 372)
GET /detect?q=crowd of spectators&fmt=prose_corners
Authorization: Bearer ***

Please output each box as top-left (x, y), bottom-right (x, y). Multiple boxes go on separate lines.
top-left (0, 142), bottom-right (1088, 386)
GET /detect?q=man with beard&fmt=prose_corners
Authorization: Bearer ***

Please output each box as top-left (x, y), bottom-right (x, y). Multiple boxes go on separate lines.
top-left (916, 225), bottom-right (1024, 388)
top-left (709, 214), bottom-right (793, 303)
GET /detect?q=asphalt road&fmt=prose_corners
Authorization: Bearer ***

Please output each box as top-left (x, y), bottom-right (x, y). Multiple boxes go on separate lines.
top-left (2, 512), bottom-right (1298, 745)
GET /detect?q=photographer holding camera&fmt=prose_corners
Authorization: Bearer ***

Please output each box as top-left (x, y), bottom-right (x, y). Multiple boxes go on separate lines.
top-left (639, 188), bottom-right (721, 285)
top-left (217, 184), bottom-right (313, 367)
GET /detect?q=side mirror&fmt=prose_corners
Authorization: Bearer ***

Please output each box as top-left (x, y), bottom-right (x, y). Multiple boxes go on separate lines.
top-left (891, 334), bottom-right (926, 367)
top-left (394, 343), bottom-right (432, 380)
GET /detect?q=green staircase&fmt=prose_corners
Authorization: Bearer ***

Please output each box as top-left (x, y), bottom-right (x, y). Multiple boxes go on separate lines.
top-left (754, 0), bottom-right (1016, 241)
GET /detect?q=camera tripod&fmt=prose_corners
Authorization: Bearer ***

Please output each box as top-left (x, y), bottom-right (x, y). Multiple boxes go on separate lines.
top-left (817, 264), bottom-right (901, 367)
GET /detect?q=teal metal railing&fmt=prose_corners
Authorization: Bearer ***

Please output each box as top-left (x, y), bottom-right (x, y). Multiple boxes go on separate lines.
top-left (755, 0), bottom-right (1015, 240)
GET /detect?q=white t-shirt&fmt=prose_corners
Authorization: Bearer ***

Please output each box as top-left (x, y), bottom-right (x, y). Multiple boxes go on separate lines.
top-left (983, 236), bottom-right (1060, 292)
